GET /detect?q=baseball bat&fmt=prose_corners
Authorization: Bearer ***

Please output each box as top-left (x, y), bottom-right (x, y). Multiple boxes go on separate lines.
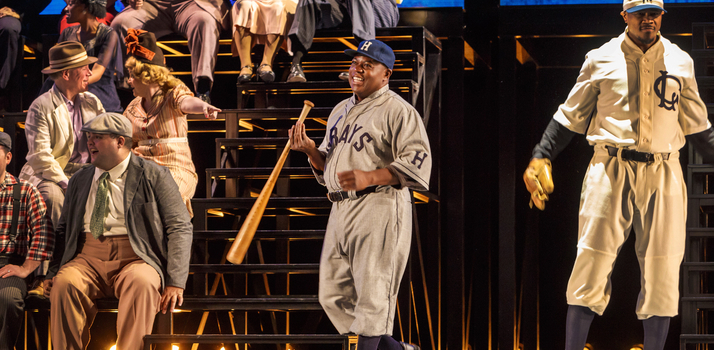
top-left (226, 100), bottom-right (315, 264)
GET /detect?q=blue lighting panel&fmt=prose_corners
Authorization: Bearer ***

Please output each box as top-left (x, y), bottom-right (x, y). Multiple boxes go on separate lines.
top-left (399, 0), bottom-right (464, 7)
top-left (502, 0), bottom-right (710, 4)
top-left (42, 0), bottom-right (460, 14)
top-left (41, 0), bottom-right (124, 15)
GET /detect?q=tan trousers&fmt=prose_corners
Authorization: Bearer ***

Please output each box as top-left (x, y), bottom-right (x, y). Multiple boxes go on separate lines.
top-left (50, 233), bottom-right (161, 350)
top-left (566, 146), bottom-right (686, 319)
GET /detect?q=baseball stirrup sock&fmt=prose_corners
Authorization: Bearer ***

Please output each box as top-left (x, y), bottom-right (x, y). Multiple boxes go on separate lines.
top-left (378, 335), bottom-right (402, 350)
top-left (357, 336), bottom-right (381, 350)
top-left (565, 305), bottom-right (595, 350)
top-left (643, 316), bottom-right (670, 350)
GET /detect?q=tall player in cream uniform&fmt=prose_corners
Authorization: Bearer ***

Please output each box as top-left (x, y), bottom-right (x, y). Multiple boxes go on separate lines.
top-left (289, 40), bottom-right (430, 350)
top-left (524, 1), bottom-right (714, 349)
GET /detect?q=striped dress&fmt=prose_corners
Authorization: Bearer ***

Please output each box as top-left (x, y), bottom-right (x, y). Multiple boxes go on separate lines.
top-left (123, 84), bottom-right (197, 216)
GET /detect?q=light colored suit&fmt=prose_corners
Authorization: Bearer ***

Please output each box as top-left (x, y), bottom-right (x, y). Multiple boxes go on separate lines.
top-left (46, 154), bottom-right (193, 350)
top-left (20, 87), bottom-right (104, 186)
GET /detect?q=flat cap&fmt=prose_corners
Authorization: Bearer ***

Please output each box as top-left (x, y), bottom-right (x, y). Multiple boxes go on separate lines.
top-left (0, 132), bottom-right (10, 150)
top-left (81, 112), bottom-right (133, 138)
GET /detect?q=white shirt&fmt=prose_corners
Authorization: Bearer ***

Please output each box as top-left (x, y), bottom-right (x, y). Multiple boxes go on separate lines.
top-left (83, 154), bottom-right (131, 236)
top-left (553, 30), bottom-right (710, 153)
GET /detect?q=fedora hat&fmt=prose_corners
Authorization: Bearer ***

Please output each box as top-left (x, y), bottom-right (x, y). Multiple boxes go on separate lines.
top-left (41, 41), bottom-right (98, 74)
top-left (126, 28), bottom-right (165, 67)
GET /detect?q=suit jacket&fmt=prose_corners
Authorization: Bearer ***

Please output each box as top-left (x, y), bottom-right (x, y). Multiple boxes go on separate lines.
top-left (46, 154), bottom-right (193, 289)
top-left (20, 87), bottom-right (105, 186)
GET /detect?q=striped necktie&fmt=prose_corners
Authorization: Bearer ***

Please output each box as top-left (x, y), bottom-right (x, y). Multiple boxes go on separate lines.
top-left (90, 172), bottom-right (110, 238)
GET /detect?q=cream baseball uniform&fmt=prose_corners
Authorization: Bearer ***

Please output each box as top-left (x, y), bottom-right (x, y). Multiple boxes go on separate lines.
top-left (311, 84), bottom-right (431, 335)
top-left (552, 30), bottom-right (709, 319)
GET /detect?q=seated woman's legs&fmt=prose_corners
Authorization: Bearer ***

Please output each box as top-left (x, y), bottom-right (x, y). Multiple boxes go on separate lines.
top-left (257, 34), bottom-right (282, 82)
top-left (234, 26), bottom-right (254, 83)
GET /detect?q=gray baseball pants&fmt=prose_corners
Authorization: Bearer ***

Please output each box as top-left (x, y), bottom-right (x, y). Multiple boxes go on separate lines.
top-left (318, 187), bottom-right (412, 336)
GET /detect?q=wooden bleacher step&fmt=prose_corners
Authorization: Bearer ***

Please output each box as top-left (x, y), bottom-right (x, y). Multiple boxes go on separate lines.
top-left (235, 79), bottom-right (420, 108)
top-left (142, 334), bottom-right (351, 350)
top-left (26, 295), bottom-right (321, 312)
top-left (207, 167), bottom-right (314, 178)
top-left (191, 229), bottom-right (326, 240)
top-left (190, 263), bottom-right (319, 274)
top-left (216, 137), bottom-right (320, 148)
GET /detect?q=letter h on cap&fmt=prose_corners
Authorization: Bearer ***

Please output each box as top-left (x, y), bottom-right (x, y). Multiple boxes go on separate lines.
top-left (360, 41), bottom-right (373, 51)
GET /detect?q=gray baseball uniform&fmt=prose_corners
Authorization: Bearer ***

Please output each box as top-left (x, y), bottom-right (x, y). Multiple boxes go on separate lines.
top-left (312, 84), bottom-right (431, 336)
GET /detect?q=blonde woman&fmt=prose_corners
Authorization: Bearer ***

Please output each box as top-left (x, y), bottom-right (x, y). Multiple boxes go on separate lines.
top-left (123, 29), bottom-right (221, 216)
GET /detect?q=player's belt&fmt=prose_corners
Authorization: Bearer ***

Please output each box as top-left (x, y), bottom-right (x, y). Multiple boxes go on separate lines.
top-left (327, 187), bottom-right (378, 202)
top-left (606, 146), bottom-right (670, 163)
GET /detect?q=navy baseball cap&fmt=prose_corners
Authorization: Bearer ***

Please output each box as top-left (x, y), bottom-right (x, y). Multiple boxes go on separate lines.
top-left (345, 39), bottom-right (395, 70)
top-left (623, 0), bottom-right (666, 13)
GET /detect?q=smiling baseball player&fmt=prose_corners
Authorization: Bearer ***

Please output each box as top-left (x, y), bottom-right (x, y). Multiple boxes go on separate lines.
top-left (289, 39), bottom-right (431, 350)
top-left (523, 1), bottom-right (714, 349)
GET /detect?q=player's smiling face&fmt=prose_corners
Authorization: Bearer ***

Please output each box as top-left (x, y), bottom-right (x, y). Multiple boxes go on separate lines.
top-left (623, 9), bottom-right (663, 50)
top-left (349, 55), bottom-right (392, 102)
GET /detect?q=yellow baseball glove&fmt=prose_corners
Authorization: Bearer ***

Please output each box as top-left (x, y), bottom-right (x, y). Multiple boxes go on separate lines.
top-left (523, 158), bottom-right (554, 210)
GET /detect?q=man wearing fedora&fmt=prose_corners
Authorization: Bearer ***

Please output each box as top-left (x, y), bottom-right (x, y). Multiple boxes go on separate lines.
top-left (42, 113), bottom-right (193, 350)
top-left (289, 39), bottom-right (430, 350)
top-left (523, 1), bottom-right (714, 348)
top-left (21, 41), bottom-right (105, 233)
top-left (0, 131), bottom-right (53, 350)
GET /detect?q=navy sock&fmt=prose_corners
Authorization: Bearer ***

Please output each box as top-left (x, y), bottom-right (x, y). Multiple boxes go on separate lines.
top-left (378, 335), bottom-right (402, 350)
top-left (357, 335), bottom-right (381, 350)
top-left (643, 316), bottom-right (669, 350)
top-left (196, 77), bottom-right (211, 95)
top-left (292, 50), bottom-right (305, 65)
top-left (565, 305), bottom-right (595, 350)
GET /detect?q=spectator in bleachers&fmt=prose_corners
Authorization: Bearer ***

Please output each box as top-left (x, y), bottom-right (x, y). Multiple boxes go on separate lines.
top-left (123, 29), bottom-right (220, 216)
top-left (39, 0), bottom-right (124, 113)
top-left (0, 132), bottom-right (54, 350)
top-left (0, 0), bottom-right (51, 111)
top-left (286, 0), bottom-right (399, 82)
top-left (0, 7), bottom-right (21, 105)
top-left (111, 0), bottom-right (230, 104)
top-left (231, 0), bottom-right (297, 83)
top-left (21, 41), bottom-right (104, 241)
top-left (43, 112), bottom-right (193, 350)
top-left (59, 0), bottom-right (118, 32)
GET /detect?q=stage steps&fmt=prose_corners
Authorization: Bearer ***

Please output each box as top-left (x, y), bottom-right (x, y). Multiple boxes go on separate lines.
top-left (681, 22), bottom-right (714, 350)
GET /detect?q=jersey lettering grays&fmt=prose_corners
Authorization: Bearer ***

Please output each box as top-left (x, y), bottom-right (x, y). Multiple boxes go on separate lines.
top-left (313, 84), bottom-right (431, 193)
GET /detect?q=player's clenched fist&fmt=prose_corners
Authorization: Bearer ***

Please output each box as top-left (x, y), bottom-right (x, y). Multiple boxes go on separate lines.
top-left (523, 158), bottom-right (554, 210)
top-left (337, 169), bottom-right (370, 191)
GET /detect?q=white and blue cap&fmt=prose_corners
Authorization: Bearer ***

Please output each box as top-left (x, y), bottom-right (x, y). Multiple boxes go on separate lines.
top-left (623, 0), bottom-right (666, 13)
top-left (344, 39), bottom-right (395, 70)
top-left (81, 112), bottom-right (133, 138)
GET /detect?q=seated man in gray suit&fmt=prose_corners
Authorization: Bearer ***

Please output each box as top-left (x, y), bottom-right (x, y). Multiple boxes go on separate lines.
top-left (43, 112), bottom-right (193, 350)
